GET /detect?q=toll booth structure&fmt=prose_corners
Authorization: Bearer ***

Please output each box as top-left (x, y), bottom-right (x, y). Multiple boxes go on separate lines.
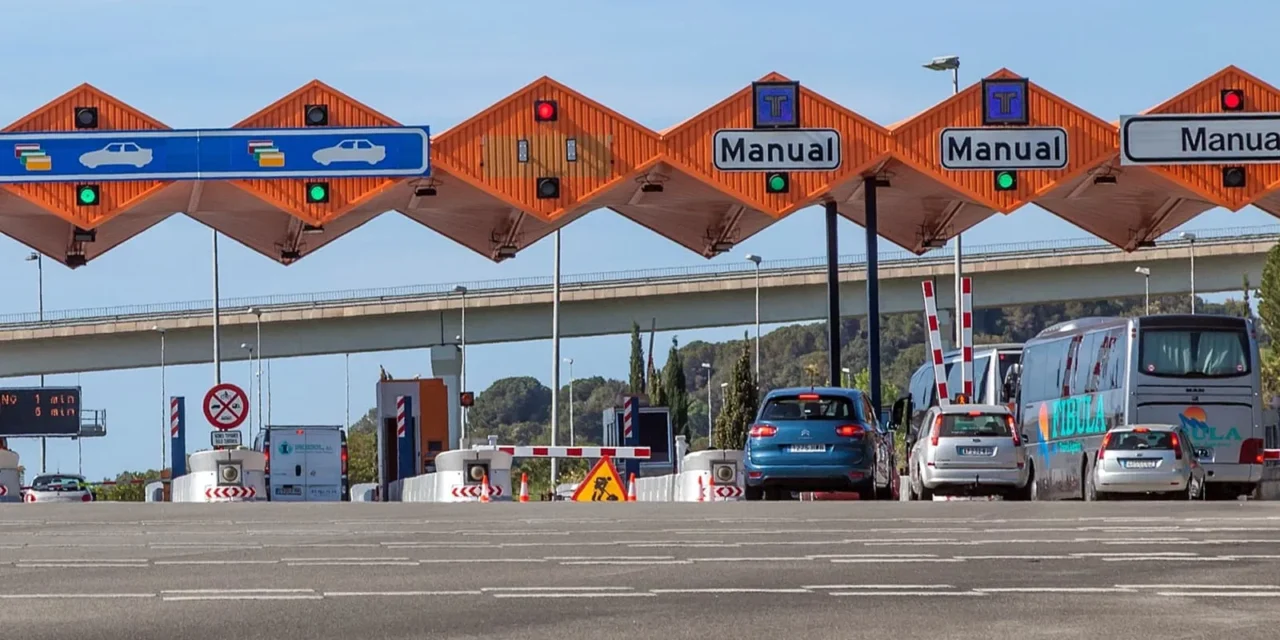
top-left (602, 402), bottom-right (673, 478)
top-left (375, 377), bottom-right (450, 496)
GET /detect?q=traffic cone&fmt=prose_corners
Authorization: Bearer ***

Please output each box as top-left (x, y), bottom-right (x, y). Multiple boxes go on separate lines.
top-left (480, 473), bottom-right (491, 503)
top-left (627, 473), bottom-right (637, 502)
top-left (519, 473), bottom-right (530, 503)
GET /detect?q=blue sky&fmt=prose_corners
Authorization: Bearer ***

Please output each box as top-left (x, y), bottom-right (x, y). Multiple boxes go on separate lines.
top-left (0, 0), bottom-right (1276, 478)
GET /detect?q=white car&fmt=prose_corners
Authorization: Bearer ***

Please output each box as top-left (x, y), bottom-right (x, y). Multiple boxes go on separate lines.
top-left (79, 142), bottom-right (153, 169)
top-left (23, 474), bottom-right (93, 504)
top-left (312, 139), bottom-right (386, 166)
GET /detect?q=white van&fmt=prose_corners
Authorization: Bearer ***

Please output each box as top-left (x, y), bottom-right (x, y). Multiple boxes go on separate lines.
top-left (255, 426), bottom-right (349, 502)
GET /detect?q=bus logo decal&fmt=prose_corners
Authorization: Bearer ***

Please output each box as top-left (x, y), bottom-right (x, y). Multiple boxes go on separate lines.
top-left (1178, 406), bottom-right (1242, 443)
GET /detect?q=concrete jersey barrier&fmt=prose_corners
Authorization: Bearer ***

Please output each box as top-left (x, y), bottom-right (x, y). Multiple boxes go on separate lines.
top-left (0, 449), bottom-right (20, 503)
top-left (172, 449), bottom-right (266, 502)
top-left (399, 449), bottom-right (514, 502)
top-left (635, 449), bottom-right (745, 502)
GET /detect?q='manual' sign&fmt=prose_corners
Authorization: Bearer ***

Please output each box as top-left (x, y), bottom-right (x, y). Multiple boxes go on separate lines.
top-left (713, 129), bottom-right (841, 171)
top-left (1120, 113), bottom-right (1280, 165)
top-left (940, 127), bottom-right (1069, 171)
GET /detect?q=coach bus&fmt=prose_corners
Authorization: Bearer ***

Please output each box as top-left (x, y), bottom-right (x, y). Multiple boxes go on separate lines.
top-left (901, 343), bottom-right (1023, 438)
top-left (1012, 314), bottom-right (1264, 500)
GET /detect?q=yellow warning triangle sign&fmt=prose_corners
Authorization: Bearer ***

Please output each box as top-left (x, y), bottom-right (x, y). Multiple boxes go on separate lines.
top-left (570, 456), bottom-right (627, 502)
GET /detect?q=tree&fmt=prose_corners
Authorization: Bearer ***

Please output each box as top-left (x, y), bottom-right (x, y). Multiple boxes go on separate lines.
top-left (346, 428), bottom-right (376, 484)
top-left (468, 376), bottom-right (551, 435)
top-left (1259, 244), bottom-right (1280, 397)
top-left (628, 322), bottom-right (645, 394)
top-left (852, 368), bottom-right (901, 408)
top-left (91, 469), bottom-right (164, 502)
top-left (713, 333), bottom-right (757, 451)
top-left (662, 337), bottom-right (690, 441)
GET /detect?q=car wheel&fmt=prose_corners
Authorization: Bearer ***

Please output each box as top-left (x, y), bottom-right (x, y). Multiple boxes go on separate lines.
top-left (1084, 466), bottom-right (1098, 502)
top-left (745, 486), bottom-right (763, 501)
top-left (764, 487), bottom-right (783, 501)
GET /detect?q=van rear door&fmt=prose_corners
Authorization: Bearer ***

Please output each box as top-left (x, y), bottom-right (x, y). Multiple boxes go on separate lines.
top-left (270, 429), bottom-right (306, 502)
top-left (305, 429), bottom-right (343, 502)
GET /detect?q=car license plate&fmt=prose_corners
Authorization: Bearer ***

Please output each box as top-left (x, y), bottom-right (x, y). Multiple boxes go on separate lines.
top-left (1122, 459), bottom-right (1158, 469)
top-left (789, 444), bottom-right (826, 453)
top-left (276, 486), bottom-right (302, 496)
top-left (958, 447), bottom-right (994, 456)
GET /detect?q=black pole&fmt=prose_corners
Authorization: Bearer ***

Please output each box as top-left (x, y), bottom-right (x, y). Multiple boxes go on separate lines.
top-left (864, 176), bottom-right (882, 413)
top-left (824, 201), bottom-right (841, 386)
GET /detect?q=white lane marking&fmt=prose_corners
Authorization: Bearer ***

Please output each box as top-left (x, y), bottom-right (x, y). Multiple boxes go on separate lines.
top-left (1119, 585), bottom-right (1280, 590)
top-left (974, 587), bottom-right (1136, 593)
top-left (492, 593), bottom-right (656, 599)
top-left (14, 563), bottom-right (152, 568)
top-left (154, 560), bottom-right (279, 566)
top-left (559, 560), bottom-right (694, 566)
top-left (690, 557), bottom-right (814, 562)
top-left (805, 584), bottom-right (956, 590)
top-left (544, 556), bottom-right (675, 561)
top-left (0, 593), bottom-right (155, 599)
top-left (953, 555), bottom-right (1074, 560)
top-left (280, 557), bottom-right (411, 562)
top-left (263, 543), bottom-right (381, 548)
top-left (163, 595), bottom-right (324, 601)
top-left (1157, 592), bottom-right (1280, 597)
top-left (1218, 555), bottom-right (1280, 560)
top-left (650, 588), bottom-right (811, 594)
top-left (418, 559), bottom-right (547, 564)
top-left (480, 587), bottom-right (635, 592)
top-left (1102, 557), bottom-right (1235, 562)
top-left (829, 591), bottom-right (985, 597)
top-left (830, 558), bottom-right (964, 564)
top-left (1071, 552), bottom-right (1198, 557)
top-left (806, 554), bottom-right (938, 559)
top-left (285, 561), bottom-right (421, 567)
top-left (161, 589), bottom-right (317, 594)
top-left (325, 591), bottom-right (482, 597)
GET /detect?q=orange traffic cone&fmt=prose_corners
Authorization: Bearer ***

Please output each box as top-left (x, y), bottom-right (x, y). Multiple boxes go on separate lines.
top-left (480, 472), bottom-right (491, 503)
top-left (519, 473), bottom-right (530, 503)
top-left (627, 473), bottom-right (637, 502)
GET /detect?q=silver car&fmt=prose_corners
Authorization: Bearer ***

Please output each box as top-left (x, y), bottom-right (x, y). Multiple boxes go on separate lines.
top-left (906, 404), bottom-right (1029, 500)
top-left (23, 473), bottom-right (93, 504)
top-left (1088, 424), bottom-right (1205, 500)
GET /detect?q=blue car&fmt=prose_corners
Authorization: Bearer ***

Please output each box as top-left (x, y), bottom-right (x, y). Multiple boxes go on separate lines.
top-left (743, 387), bottom-right (898, 501)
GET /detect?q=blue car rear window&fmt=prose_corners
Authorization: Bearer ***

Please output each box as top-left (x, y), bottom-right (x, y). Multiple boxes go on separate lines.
top-left (761, 396), bottom-right (853, 420)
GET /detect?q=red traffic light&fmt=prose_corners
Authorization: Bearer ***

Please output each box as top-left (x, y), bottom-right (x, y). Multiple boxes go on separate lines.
top-left (534, 100), bottom-right (558, 122)
top-left (1221, 89), bottom-right (1244, 111)
top-left (460, 391), bottom-right (475, 408)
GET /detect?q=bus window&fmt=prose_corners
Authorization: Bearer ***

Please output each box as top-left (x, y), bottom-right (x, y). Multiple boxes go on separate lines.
top-left (973, 355), bottom-right (993, 403)
top-left (1139, 328), bottom-right (1250, 377)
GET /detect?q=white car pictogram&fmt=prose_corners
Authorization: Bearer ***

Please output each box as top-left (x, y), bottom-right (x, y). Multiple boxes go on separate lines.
top-left (312, 139), bottom-right (386, 166)
top-left (79, 142), bottom-right (154, 169)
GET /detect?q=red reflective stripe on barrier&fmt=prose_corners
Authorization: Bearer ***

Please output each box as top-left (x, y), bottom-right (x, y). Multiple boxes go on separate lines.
top-left (636, 447), bottom-right (650, 458)
top-left (532, 447), bottom-right (548, 456)
top-left (600, 447), bottom-right (616, 457)
top-left (499, 447), bottom-right (516, 455)
top-left (1264, 449), bottom-right (1280, 461)
top-left (567, 447), bottom-right (583, 457)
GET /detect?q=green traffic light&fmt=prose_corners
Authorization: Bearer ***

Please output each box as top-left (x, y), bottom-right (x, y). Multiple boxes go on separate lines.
top-left (308, 184), bottom-right (327, 202)
top-left (77, 186), bottom-right (98, 205)
top-left (768, 175), bottom-right (785, 191)
top-left (995, 172), bottom-right (1015, 190)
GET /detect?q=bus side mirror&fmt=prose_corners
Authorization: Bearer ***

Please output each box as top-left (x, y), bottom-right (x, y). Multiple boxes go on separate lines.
top-left (890, 397), bottom-right (910, 428)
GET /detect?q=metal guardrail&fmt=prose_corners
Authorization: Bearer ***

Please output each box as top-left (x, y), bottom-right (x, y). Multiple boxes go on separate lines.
top-left (1, 224), bottom-right (1276, 330)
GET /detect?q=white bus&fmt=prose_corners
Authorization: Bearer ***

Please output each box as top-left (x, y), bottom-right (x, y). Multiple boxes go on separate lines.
top-left (1012, 314), bottom-right (1263, 500)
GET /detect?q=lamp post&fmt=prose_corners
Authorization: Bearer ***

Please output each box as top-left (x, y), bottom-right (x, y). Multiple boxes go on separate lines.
top-left (745, 253), bottom-right (762, 385)
top-left (701, 363), bottom-right (713, 440)
top-left (720, 381), bottom-right (728, 406)
top-left (344, 353), bottom-right (350, 430)
top-left (1135, 267), bottom-right (1151, 315)
top-left (153, 326), bottom-right (166, 469)
top-left (841, 366), bottom-right (852, 388)
top-left (25, 252), bottom-right (47, 472)
top-left (923, 55), bottom-right (963, 347)
top-left (1180, 232), bottom-right (1197, 314)
top-left (454, 285), bottom-right (468, 443)
top-left (564, 357), bottom-right (575, 446)
top-left (211, 230), bottom-right (222, 384)
top-left (240, 343), bottom-right (254, 437)
top-left (550, 230), bottom-right (562, 492)
top-left (248, 307), bottom-right (262, 443)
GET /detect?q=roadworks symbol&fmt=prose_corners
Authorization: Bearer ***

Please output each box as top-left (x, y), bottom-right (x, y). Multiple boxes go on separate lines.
top-left (570, 457), bottom-right (627, 502)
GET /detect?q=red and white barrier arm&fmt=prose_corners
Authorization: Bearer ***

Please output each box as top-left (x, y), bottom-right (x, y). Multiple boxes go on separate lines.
top-left (475, 445), bottom-right (652, 460)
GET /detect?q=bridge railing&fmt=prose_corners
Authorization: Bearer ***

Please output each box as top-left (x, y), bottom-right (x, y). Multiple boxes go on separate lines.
top-left (0, 224), bottom-right (1275, 329)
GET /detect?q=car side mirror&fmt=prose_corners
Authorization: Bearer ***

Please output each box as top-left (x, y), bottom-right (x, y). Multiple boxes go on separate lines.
top-left (890, 397), bottom-right (910, 428)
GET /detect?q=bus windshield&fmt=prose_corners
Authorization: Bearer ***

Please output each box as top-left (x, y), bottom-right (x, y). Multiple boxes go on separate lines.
top-left (1138, 328), bottom-right (1250, 377)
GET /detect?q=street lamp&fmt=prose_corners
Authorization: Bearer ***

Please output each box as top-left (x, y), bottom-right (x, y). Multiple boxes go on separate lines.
top-left (841, 366), bottom-right (852, 388)
top-left (153, 326), bottom-right (166, 469)
top-left (1180, 232), bottom-right (1197, 314)
top-left (564, 357), bottom-right (575, 446)
top-left (701, 363), bottom-right (713, 439)
top-left (248, 307), bottom-right (263, 443)
top-left (454, 285), bottom-right (468, 442)
top-left (923, 55), bottom-right (963, 347)
top-left (745, 253), bottom-right (762, 385)
top-left (240, 343), bottom-right (254, 437)
top-left (720, 381), bottom-right (728, 407)
top-left (1134, 267), bottom-right (1151, 315)
top-left (25, 252), bottom-right (46, 472)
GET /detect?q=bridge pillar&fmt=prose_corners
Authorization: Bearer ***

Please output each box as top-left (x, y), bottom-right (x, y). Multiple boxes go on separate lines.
top-left (430, 345), bottom-right (462, 449)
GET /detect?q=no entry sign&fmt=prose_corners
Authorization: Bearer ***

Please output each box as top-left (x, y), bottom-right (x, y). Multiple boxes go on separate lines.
top-left (203, 383), bottom-right (248, 431)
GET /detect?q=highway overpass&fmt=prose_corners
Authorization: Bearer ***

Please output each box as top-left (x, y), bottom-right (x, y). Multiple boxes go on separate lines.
top-left (0, 225), bottom-right (1274, 377)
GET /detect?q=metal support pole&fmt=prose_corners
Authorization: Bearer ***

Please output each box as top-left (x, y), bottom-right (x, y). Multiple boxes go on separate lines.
top-left (211, 229), bottom-right (222, 384)
top-left (344, 353), bottom-right (350, 429)
top-left (567, 360), bottom-right (575, 446)
top-left (1189, 241), bottom-right (1197, 314)
top-left (160, 331), bottom-right (166, 470)
top-left (753, 263), bottom-right (761, 385)
top-left (460, 291), bottom-right (468, 442)
top-left (36, 254), bottom-right (45, 473)
top-left (865, 176), bottom-right (883, 413)
top-left (824, 201), bottom-right (841, 386)
top-left (255, 316), bottom-right (263, 440)
top-left (1144, 276), bottom-right (1150, 316)
top-left (950, 66), bottom-right (962, 349)
top-left (550, 230), bottom-right (562, 493)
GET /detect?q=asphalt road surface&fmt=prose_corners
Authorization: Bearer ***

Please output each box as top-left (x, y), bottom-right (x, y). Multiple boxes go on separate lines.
top-left (2, 502), bottom-right (1280, 639)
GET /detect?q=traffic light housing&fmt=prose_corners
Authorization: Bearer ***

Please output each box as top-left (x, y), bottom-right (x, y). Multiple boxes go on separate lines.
top-left (304, 104), bottom-right (329, 126)
top-left (75, 184), bottom-right (100, 206)
top-left (534, 100), bottom-right (558, 122)
top-left (1221, 89), bottom-right (1245, 111)
top-left (1223, 166), bottom-right (1247, 189)
top-left (536, 177), bottom-right (560, 199)
top-left (74, 107), bottom-right (98, 129)
top-left (765, 172), bottom-right (789, 194)
top-left (994, 171), bottom-right (1017, 191)
top-left (460, 391), bottom-right (475, 408)
top-left (305, 182), bottom-right (330, 203)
